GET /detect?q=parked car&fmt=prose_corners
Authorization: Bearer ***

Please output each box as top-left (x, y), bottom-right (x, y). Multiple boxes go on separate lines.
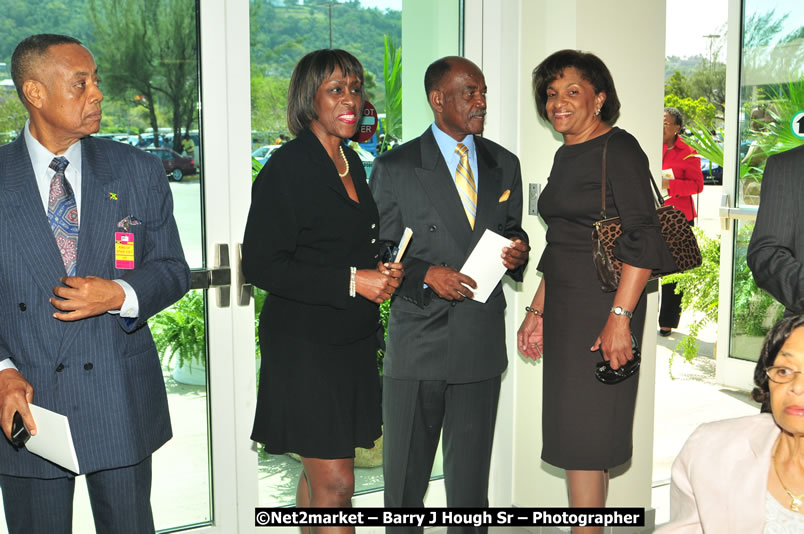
top-left (143, 147), bottom-right (197, 181)
top-left (701, 157), bottom-right (723, 185)
top-left (252, 144), bottom-right (280, 166)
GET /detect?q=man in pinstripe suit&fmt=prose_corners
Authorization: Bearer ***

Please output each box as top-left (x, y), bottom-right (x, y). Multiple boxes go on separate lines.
top-left (370, 57), bottom-right (528, 531)
top-left (747, 144), bottom-right (804, 316)
top-left (0, 34), bottom-right (189, 534)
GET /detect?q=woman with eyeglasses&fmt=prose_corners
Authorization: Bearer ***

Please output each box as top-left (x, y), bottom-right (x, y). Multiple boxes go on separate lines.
top-left (657, 314), bottom-right (804, 532)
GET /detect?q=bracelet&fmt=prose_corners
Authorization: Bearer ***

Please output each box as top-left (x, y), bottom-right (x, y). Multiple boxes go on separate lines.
top-left (525, 306), bottom-right (543, 317)
top-left (349, 267), bottom-right (357, 298)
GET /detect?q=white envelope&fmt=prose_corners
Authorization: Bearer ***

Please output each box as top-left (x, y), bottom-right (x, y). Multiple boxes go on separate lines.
top-left (25, 404), bottom-right (80, 473)
top-left (459, 229), bottom-right (513, 303)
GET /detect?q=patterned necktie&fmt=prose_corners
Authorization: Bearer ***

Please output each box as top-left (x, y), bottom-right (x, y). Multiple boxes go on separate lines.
top-left (48, 157), bottom-right (79, 276)
top-left (455, 143), bottom-right (477, 228)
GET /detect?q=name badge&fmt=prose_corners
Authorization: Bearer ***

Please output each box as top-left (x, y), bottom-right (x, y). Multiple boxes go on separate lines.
top-left (115, 232), bottom-right (135, 269)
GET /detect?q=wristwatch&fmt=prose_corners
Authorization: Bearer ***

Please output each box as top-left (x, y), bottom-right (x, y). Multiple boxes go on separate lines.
top-left (610, 306), bottom-right (633, 319)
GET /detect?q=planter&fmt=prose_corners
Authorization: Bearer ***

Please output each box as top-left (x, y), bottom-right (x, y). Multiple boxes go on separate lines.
top-left (741, 180), bottom-right (761, 206)
top-left (355, 435), bottom-right (383, 468)
top-left (730, 333), bottom-right (764, 362)
top-left (286, 433), bottom-right (384, 468)
top-left (171, 359), bottom-right (207, 386)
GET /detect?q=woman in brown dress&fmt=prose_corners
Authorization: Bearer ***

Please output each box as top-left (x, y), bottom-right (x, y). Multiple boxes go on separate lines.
top-left (518, 50), bottom-right (674, 534)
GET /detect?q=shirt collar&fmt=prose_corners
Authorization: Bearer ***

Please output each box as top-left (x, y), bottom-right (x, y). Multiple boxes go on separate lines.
top-left (23, 120), bottom-right (83, 179)
top-left (431, 123), bottom-right (475, 165)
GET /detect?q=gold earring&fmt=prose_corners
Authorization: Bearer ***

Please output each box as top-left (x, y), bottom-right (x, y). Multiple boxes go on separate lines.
top-left (594, 108), bottom-right (601, 116)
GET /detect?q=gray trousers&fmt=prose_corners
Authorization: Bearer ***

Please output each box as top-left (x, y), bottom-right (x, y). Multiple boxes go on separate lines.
top-left (382, 375), bottom-right (501, 534)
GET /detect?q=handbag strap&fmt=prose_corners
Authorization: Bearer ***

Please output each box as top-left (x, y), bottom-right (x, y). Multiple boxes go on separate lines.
top-left (599, 130), bottom-right (666, 220)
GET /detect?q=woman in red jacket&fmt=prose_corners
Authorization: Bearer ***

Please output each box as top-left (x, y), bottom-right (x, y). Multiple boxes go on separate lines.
top-left (660, 107), bottom-right (704, 336)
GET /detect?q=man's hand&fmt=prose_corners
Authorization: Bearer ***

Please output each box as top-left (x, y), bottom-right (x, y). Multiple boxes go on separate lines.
top-left (51, 275), bottom-right (126, 321)
top-left (502, 239), bottom-right (530, 271)
top-left (0, 369), bottom-right (35, 441)
top-left (424, 266), bottom-right (476, 301)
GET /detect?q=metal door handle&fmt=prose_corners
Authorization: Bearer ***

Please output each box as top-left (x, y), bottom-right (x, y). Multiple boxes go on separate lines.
top-left (236, 243), bottom-right (253, 306)
top-left (189, 243), bottom-right (231, 307)
top-left (719, 193), bottom-right (759, 231)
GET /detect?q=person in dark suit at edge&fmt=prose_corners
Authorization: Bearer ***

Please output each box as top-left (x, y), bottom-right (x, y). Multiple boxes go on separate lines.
top-left (0, 34), bottom-right (190, 534)
top-left (369, 56), bottom-right (529, 532)
top-left (747, 144), bottom-right (804, 316)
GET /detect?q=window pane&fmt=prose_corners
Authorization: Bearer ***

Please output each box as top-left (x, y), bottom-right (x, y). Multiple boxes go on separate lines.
top-left (729, 221), bottom-right (785, 361)
top-left (249, 0), bottom-right (462, 507)
top-left (729, 0), bottom-right (804, 360)
top-left (737, 0), bottom-right (804, 208)
top-left (0, 2), bottom-right (210, 531)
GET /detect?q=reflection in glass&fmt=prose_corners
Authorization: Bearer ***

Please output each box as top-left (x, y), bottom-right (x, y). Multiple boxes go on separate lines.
top-left (738, 0), bottom-right (804, 208)
top-left (729, 221), bottom-right (785, 361)
top-left (249, 0), bottom-right (425, 507)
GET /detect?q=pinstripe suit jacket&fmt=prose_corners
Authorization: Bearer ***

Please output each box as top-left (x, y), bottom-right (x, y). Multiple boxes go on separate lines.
top-left (747, 144), bottom-right (804, 315)
top-left (0, 134), bottom-right (190, 478)
top-left (369, 128), bottom-right (528, 383)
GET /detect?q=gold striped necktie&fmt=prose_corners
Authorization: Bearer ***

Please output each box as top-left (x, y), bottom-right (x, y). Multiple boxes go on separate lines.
top-left (455, 143), bottom-right (477, 228)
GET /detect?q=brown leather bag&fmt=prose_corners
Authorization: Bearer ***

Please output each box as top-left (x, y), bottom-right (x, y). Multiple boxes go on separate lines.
top-left (592, 133), bottom-right (702, 292)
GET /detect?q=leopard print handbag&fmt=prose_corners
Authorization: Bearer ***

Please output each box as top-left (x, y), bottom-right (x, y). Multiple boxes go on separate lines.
top-left (592, 132), bottom-right (702, 292)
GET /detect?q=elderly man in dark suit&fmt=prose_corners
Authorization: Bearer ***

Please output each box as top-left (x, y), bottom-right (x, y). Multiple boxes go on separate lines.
top-left (0, 34), bottom-right (190, 534)
top-left (370, 56), bottom-right (529, 527)
top-left (747, 144), bottom-right (804, 315)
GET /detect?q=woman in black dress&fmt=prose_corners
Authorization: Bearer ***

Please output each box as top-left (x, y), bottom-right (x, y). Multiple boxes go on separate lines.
top-left (243, 49), bottom-right (403, 518)
top-left (517, 50), bottom-right (674, 531)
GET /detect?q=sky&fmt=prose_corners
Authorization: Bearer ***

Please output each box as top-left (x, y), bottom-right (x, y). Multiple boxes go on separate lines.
top-left (666, 0), bottom-right (728, 59)
top-left (358, 0), bottom-right (402, 10)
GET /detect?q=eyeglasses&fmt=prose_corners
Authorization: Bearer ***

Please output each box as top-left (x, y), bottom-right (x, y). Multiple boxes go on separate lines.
top-left (766, 366), bottom-right (804, 384)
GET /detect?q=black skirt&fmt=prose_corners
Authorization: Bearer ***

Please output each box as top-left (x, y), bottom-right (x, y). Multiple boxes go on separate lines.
top-left (251, 322), bottom-right (382, 459)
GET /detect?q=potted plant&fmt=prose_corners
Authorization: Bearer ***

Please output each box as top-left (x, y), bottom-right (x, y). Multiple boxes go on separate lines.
top-left (150, 290), bottom-right (206, 385)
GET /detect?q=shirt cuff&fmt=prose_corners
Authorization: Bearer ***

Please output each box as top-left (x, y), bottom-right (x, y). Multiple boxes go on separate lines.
top-left (0, 359), bottom-right (18, 372)
top-left (108, 279), bottom-right (140, 318)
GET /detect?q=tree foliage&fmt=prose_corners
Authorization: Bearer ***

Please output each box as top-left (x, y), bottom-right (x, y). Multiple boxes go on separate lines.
top-left (381, 35), bottom-right (402, 152)
top-left (89, 0), bottom-right (198, 152)
top-left (0, 92), bottom-right (26, 142)
top-left (251, 70), bottom-right (290, 136)
top-left (664, 94), bottom-right (716, 128)
top-left (250, 0), bottom-right (402, 127)
top-left (1, 1), bottom-right (401, 143)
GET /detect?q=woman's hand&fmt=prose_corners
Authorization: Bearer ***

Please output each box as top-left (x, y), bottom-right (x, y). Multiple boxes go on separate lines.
top-left (590, 314), bottom-right (633, 370)
top-left (354, 263), bottom-right (403, 304)
top-left (517, 311), bottom-right (544, 361)
top-left (592, 264), bottom-right (650, 369)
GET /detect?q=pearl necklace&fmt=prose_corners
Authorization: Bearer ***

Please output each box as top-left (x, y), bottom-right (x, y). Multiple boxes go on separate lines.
top-left (773, 446), bottom-right (804, 512)
top-left (337, 145), bottom-right (349, 178)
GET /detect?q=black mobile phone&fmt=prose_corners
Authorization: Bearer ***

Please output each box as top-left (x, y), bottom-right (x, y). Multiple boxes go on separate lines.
top-left (10, 412), bottom-right (30, 448)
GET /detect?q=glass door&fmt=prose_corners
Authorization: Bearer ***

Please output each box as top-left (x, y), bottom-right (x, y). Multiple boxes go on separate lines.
top-left (717, 0), bottom-right (804, 389)
top-left (0, 1), bottom-right (467, 531)
top-left (248, 0), bottom-right (462, 511)
top-left (0, 0), bottom-right (253, 532)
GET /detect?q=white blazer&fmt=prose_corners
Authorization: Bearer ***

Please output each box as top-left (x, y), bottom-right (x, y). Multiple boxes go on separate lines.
top-left (655, 413), bottom-right (779, 533)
